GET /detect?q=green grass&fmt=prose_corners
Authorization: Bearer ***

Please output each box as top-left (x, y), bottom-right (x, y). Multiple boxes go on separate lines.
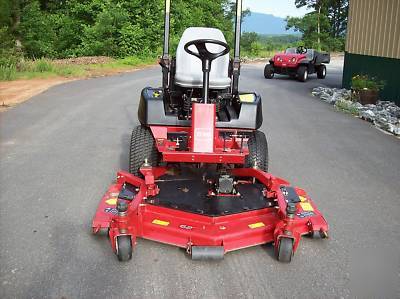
top-left (0, 64), bottom-right (17, 80)
top-left (0, 56), bottom-right (157, 81)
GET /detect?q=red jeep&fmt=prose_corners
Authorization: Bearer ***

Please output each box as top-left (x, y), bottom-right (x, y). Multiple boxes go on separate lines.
top-left (264, 46), bottom-right (330, 82)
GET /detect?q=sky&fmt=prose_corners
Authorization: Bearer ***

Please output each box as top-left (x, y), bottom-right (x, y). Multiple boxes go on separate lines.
top-left (243, 0), bottom-right (311, 18)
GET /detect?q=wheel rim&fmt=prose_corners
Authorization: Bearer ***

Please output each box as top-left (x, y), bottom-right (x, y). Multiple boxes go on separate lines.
top-left (323, 67), bottom-right (326, 77)
top-left (304, 70), bottom-right (308, 80)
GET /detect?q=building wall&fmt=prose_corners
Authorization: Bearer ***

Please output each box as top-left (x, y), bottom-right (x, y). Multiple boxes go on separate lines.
top-left (343, 0), bottom-right (400, 104)
top-left (346, 0), bottom-right (399, 59)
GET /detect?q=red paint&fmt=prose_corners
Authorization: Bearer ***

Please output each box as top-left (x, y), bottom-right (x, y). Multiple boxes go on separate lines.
top-left (191, 103), bottom-right (215, 153)
top-left (150, 126), bottom-right (249, 164)
top-left (93, 168), bottom-right (329, 255)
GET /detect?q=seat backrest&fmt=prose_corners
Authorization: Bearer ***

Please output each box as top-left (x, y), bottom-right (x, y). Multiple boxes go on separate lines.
top-left (174, 27), bottom-right (231, 89)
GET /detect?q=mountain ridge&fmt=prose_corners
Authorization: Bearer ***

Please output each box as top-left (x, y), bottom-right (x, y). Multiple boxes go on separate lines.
top-left (242, 12), bottom-right (295, 35)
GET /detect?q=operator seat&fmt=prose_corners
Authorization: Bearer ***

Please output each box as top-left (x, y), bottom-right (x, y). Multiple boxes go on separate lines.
top-left (175, 27), bottom-right (231, 89)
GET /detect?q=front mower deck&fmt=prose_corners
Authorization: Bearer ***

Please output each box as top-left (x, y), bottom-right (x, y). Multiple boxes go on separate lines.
top-left (92, 167), bottom-right (329, 260)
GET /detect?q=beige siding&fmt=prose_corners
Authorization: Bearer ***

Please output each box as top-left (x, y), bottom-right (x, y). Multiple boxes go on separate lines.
top-left (346, 0), bottom-right (400, 59)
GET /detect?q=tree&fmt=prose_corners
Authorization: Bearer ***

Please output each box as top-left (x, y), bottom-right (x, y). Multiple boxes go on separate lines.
top-left (295, 0), bottom-right (348, 38)
top-left (287, 0), bottom-right (348, 51)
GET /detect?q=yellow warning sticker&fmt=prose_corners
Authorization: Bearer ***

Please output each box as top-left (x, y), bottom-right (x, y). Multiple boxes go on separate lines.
top-left (299, 196), bottom-right (307, 202)
top-left (152, 219), bottom-right (170, 226)
top-left (105, 198), bottom-right (118, 205)
top-left (239, 94), bottom-right (255, 103)
top-left (300, 202), bottom-right (314, 211)
top-left (248, 222), bottom-right (265, 229)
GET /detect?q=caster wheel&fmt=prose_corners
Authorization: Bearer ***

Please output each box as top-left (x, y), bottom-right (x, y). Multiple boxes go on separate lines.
top-left (116, 235), bottom-right (132, 261)
top-left (277, 237), bottom-right (293, 263)
top-left (310, 230), bottom-right (329, 239)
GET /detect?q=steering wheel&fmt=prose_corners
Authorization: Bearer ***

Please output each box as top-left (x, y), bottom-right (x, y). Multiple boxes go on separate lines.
top-left (184, 39), bottom-right (230, 65)
top-left (296, 46), bottom-right (308, 54)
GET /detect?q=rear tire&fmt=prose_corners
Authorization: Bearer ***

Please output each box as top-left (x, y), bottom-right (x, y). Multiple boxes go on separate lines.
top-left (264, 64), bottom-right (274, 79)
top-left (297, 66), bottom-right (308, 82)
top-left (129, 125), bottom-right (159, 176)
top-left (317, 64), bottom-right (326, 79)
top-left (244, 131), bottom-right (269, 172)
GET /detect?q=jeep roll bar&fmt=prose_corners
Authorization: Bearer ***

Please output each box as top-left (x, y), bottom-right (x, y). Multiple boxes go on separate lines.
top-left (160, 0), bottom-right (243, 96)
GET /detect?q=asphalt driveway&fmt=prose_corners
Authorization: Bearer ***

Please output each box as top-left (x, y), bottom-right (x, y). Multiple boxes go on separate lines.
top-left (1, 59), bottom-right (399, 298)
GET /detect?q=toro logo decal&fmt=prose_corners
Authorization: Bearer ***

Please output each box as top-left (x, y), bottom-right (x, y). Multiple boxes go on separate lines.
top-left (179, 224), bottom-right (193, 230)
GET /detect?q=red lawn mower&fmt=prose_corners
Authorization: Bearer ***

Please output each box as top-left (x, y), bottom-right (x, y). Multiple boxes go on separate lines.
top-left (92, 0), bottom-right (329, 262)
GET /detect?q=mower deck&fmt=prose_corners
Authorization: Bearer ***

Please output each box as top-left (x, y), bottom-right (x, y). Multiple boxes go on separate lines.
top-left (92, 167), bottom-right (329, 260)
top-left (152, 168), bottom-right (272, 216)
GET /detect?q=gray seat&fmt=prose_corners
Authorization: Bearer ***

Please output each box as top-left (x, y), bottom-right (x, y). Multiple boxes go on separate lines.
top-left (175, 27), bottom-right (231, 89)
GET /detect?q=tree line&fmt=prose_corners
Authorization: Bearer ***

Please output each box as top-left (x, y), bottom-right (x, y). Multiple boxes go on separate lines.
top-left (286, 0), bottom-right (348, 51)
top-left (0, 0), bottom-right (234, 62)
top-left (0, 0), bottom-right (348, 68)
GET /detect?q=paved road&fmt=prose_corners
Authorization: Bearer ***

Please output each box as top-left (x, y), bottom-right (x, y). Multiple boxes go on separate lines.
top-left (1, 60), bottom-right (399, 299)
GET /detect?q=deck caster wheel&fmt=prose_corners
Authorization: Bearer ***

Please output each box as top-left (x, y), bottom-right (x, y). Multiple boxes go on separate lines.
top-left (116, 235), bottom-right (132, 262)
top-left (277, 237), bottom-right (293, 263)
top-left (309, 230), bottom-right (329, 239)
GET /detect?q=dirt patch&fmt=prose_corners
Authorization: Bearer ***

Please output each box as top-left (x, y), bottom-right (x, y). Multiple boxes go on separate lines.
top-left (52, 56), bottom-right (113, 65)
top-left (0, 78), bottom-right (75, 112)
top-left (0, 64), bottom-right (154, 112)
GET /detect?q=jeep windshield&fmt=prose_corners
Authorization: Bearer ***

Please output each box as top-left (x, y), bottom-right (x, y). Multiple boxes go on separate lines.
top-left (285, 48), bottom-right (297, 54)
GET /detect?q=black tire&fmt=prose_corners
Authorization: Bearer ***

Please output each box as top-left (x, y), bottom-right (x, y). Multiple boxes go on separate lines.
top-left (264, 64), bottom-right (274, 79)
top-left (244, 131), bottom-right (268, 172)
top-left (310, 230), bottom-right (329, 239)
top-left (317, 64), bottom-right (326, 79)
top-left (116, 235), bottom-right (132, 261)
top-left (129, 125), bottom-right (159, 176)
top-left (277, 237), bottom-right (293, 263)
top-left (297, 65), bottom-right (308, 82)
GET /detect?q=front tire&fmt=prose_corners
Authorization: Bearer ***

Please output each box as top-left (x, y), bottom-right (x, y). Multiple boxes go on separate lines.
top-left (116, 236), bottom-right (132, 262)
top-left (277, 237), bottom-right (293, 263)
top-left (129, 125), bottom-right (159, 176)
top-left (264, 64), bottom-right (274, 79)
top-left (244, 131), bottom-right (269, 172)
top-left (297, 66), bottom-right (308, 82)
top-left (317, 64), bottom-right (327, 79)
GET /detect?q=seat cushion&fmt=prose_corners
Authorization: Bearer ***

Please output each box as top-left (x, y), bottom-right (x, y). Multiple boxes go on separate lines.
top-left (175, 27), bottom-right (231, 89)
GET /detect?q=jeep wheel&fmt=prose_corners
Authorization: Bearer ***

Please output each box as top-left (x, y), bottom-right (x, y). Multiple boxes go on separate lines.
top-left (317, 65), bottom-right (326, 79)
top-left (264, 64), bottom-right (274, 79)
top-left (297, 66), bottom-right (308, 82)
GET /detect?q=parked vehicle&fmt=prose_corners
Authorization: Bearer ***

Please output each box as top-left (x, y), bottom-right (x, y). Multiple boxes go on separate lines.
top-left (264, 47), bottom-right (330, 82)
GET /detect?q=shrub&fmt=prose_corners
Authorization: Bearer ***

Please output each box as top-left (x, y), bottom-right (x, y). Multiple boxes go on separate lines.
top-left (351, 75), bottom-right (385, 91)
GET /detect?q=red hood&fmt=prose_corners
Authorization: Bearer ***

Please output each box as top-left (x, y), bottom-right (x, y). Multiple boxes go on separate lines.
top-left (272, 53), bottom-right (306, 67)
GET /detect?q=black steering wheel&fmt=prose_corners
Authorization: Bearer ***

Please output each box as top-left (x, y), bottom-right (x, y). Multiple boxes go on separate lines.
top-left (184, 39), bottom-right (230, 64)
top-left (296, 46), bottom-right (308, 54)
